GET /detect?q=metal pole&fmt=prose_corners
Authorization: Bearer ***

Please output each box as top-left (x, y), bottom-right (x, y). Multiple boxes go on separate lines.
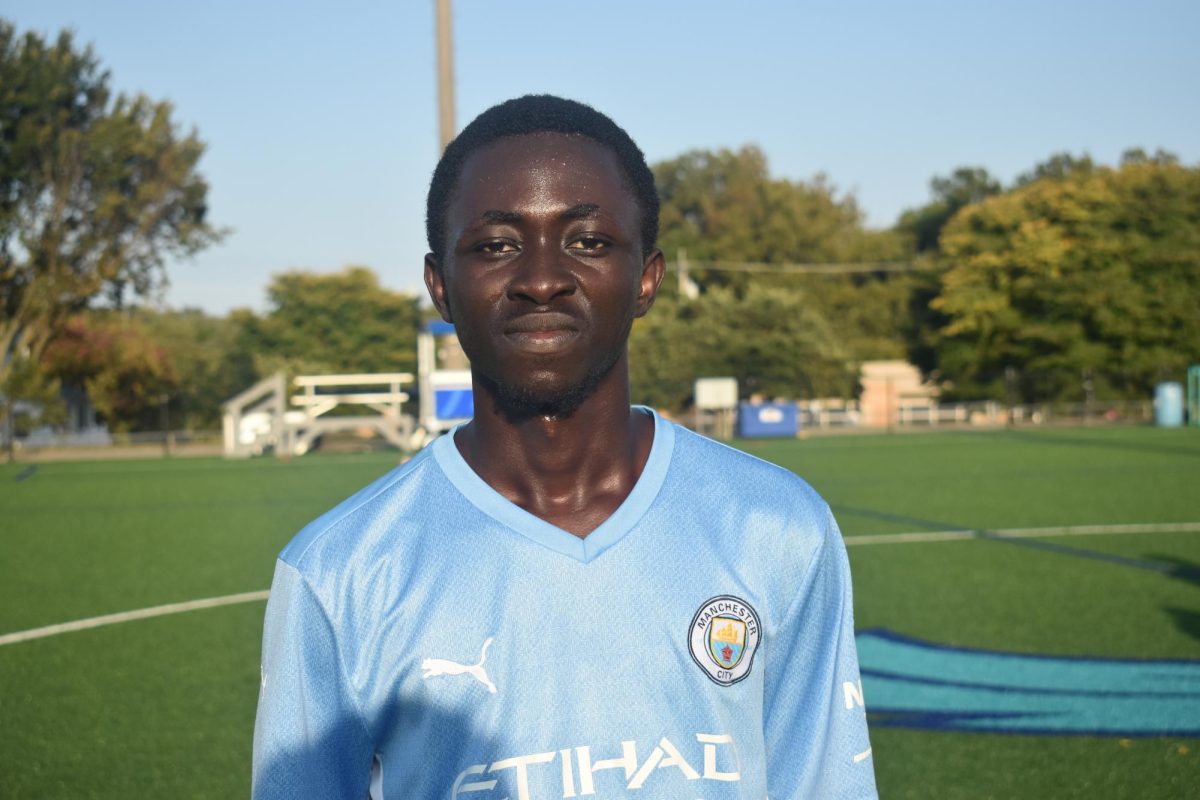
top-left (886, 375), bottom-right (894, 433)
top-left (435, 0), bottom-right (456, 152)
top-left (3, 394), bottom-right (13, 463)
top-left (160, 393), bottom-right (171, 458)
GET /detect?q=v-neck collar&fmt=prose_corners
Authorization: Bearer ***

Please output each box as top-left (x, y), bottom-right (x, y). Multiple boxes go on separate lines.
top-left (431, 407), bottom-right (674, 563)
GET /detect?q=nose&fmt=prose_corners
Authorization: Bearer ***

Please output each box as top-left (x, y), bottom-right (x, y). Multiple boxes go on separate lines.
top-left (506, 240), bottom-right (576, 305)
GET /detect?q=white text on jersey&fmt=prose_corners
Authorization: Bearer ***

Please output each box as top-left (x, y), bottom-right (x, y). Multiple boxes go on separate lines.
top-left (450, 732), bottom-right (742, 799)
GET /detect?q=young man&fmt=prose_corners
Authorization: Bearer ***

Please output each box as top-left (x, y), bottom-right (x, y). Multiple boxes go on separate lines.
top-left (253, 95), bottom-right (876, 799)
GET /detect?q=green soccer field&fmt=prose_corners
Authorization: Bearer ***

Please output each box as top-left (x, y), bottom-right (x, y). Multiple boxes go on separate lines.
top-left (2, 425), bottom-right (1198, 799)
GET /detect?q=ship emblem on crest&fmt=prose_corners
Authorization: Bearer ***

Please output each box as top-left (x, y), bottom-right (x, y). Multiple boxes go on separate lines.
top-left (689, 595), bottom-right (761, 686)
top-left (709, 617), bottom-right (747, 669)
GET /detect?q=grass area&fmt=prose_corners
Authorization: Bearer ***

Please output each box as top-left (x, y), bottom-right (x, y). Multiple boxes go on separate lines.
top-left (0, 453), bottom-right (399, 797)
top-left (1, 425), bottom-right (1198, 798)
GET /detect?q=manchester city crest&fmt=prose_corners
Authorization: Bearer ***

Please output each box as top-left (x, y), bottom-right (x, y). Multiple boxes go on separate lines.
top-left (689, 595), bottom-right (761, 686)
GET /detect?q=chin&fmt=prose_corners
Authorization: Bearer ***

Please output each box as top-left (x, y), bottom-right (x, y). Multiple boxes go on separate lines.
top-left (488, 379), bottom-right (591, 422)
top-left (480, 359), bottom-right (618, 423)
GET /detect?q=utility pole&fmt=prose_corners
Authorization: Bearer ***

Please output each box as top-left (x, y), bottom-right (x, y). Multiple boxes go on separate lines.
top-left (435, 0), bottom-right (455, 152)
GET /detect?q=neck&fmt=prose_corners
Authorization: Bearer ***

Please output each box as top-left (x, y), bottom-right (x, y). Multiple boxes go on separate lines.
top-left (453, 357), bottom-right (654, 538)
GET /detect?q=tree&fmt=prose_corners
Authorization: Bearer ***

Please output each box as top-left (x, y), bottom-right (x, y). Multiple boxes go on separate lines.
top-left (238, 266), bottom-right (422, 377)
top-left (655, 146), bottom-right (902, 279)
top-left (1015, 152), bottom-right (1096, 187)
top-left (793, 272), bottom-right (917, 361)
top-left (1, 352), bottom-right (62, 458)
top-left (897, 166), bottom-right (1003, 253)
top-left (135, 308), bottom-right (257, 430)
top-left (0, 21), bottom-right (219, 404)
top-left (927, 154), bottom-right (1200, 401)
top-left (41, 313), bottom-right (176, 432)
top-left (630, 285), bottom-right (856, 411)
top-left (651, 145), bottom-right (911, 367)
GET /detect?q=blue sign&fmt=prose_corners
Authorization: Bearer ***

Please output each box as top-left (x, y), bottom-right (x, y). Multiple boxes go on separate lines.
top-left (857, 629), bottom-right (1200, 736)
top-left (737, 402), bottom-right (798, 438)
top-left (425, 320), bottom-right (457, 336)
top-left (434, 387), bottom-right (473, 420)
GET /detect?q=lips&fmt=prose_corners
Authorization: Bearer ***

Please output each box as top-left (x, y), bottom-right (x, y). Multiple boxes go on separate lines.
top-left (502, 312), bottom-right (581, 351)
top-left (502, 312), bottom-right (579, 334)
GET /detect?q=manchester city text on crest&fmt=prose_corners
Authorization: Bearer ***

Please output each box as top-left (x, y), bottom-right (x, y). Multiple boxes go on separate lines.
top-left (688, 596), bottom-right (762, 686)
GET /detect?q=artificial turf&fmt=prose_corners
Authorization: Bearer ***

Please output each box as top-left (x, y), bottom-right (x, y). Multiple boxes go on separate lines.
top-left (1, 425), bottom-right (1197, 798)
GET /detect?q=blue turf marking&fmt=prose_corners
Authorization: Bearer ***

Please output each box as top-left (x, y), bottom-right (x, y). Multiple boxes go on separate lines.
top-left (14, 465), bottom-right (37, 482)
top-left (857, 629), bottom-right (1200, 736)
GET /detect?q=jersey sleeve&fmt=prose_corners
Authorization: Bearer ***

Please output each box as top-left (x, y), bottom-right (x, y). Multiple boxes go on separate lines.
top-left (252, 559), bottom-right (374, 799)
top-left (763, 504), bottom-right (878, 799)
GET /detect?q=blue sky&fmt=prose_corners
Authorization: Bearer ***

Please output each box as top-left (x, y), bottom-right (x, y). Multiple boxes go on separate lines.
top-left (6, 1), bottom-right (1199, 314)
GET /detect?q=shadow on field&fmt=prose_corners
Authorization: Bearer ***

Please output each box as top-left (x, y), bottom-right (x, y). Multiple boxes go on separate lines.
top-left (1148, 554), bottom-right (1200, 646)
top-left (989, 428), bottom-right (1200, 460)
top-left (1145, 554), bottom-right (1200, 587)
top-left (835, 505), bottom-right (1188, 577)
top-left (254, 697), bottom-right (499, 796)
top-left (1164, 607), bottom-right (1200, 646)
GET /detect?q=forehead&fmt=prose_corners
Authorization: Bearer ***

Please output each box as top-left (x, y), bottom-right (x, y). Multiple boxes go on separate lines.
top-left (449, 133), bottom-right (636, 218)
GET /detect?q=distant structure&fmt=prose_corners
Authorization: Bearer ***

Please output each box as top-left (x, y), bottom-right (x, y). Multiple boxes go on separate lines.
top-left (859, 361), bottom-right (938, 429)
top-left (417, 320), bottom-right (473, 443)
top-left (222, 372), bottom-right (414, 458)
top-left (1189, 366), bottom-right (1200, 427)
top-left (222, 374), bottom-right (288, 457)
top-left (221, 321), bottom-right (476, 457)
top-left (693, 377), bottom-right (738, 439)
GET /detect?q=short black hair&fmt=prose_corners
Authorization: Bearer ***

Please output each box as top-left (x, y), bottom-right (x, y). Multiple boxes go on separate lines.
top-left (425, 94), bottom-right (660, 262)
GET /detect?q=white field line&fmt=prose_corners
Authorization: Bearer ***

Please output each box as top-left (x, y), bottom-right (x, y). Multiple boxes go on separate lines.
top-left (0, 590), bottom-right (269, 647)
top-left (846, 521), bottom-right (1200, 546)
top-left (2, 522), bottom-right (1198, 647)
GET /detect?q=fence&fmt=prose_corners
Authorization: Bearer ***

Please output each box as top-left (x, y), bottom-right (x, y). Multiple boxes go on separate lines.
top-left (797, 398), bottom-right (1155, 432)
top-left (2, 398), bottom-right (1166, 461)
top-left (7, 429), bottom-right (223, 461)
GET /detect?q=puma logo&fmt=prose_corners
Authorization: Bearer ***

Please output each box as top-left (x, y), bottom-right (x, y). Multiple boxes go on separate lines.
top-left (422, 637), bottom-right (497, 694)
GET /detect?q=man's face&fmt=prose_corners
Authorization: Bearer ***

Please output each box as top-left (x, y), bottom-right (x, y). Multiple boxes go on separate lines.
top-left (425, 133), bottom-right (663, 419)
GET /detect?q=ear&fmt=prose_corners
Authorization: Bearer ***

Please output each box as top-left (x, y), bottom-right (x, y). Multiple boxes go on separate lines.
top-left (424, 254), bottom-right (453, 323)
top-left (634, 248), bottom-right (666, 318)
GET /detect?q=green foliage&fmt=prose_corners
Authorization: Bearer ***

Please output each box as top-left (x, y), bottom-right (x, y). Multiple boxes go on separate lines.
top-left (655, 145), bottom-right (902, 286)
top-left (135, 308), bottom-right (257, 430)
top-left (786, 272), bottom-right (916, 361)
top-left (0, 20), bottom-right (220, 396)
top-left (27, 267), bottom-right (420, 433)
top-left (41, 313), bottom-right (176, 432)
top-left (896, 167), bottom-right (1003, 253)
top-left (0, 352), bottom-right (63, 445)
top-left (630, 285), bottom-right (856, 411)
top-left (626, 292), bottom-right (698, 412)
top-left (1015, 152), bottom-right (1097, 187)
top-left (238, 266), bottom-right (422, 377)
top-left (643, 145), bottom-right (912, 395)
top-left (928, 157), bottom-right (1200, 400)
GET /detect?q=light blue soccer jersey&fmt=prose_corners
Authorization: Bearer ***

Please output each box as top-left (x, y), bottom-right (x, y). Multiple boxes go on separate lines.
top-left (253, 410), bottom-right (877, 799)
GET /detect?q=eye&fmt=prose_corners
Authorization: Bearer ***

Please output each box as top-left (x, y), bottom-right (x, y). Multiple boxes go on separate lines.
top-left (474, 239), bottom-right (519, 256)
top-left (567, 235), bottom-right (611, 253)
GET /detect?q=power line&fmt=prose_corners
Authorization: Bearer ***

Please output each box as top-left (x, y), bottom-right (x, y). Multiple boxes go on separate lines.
top-left (673, 259), bottom-right (926, 275)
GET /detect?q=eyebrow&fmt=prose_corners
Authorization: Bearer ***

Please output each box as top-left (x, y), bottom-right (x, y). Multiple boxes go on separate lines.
top-left (479, 209), bottom-right (523, 224)
top-left (475, 203), bottom-right (603, 227)
top-left (561, 203), bottom-right (601, 220)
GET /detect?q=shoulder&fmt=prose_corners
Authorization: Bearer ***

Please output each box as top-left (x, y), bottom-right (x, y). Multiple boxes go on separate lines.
top-left (667, 420), bottom-right (829, 520)
top-left (659, 420), bottom-right (841, 606)
top-left (278, 445), bottom-right (443, 575)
